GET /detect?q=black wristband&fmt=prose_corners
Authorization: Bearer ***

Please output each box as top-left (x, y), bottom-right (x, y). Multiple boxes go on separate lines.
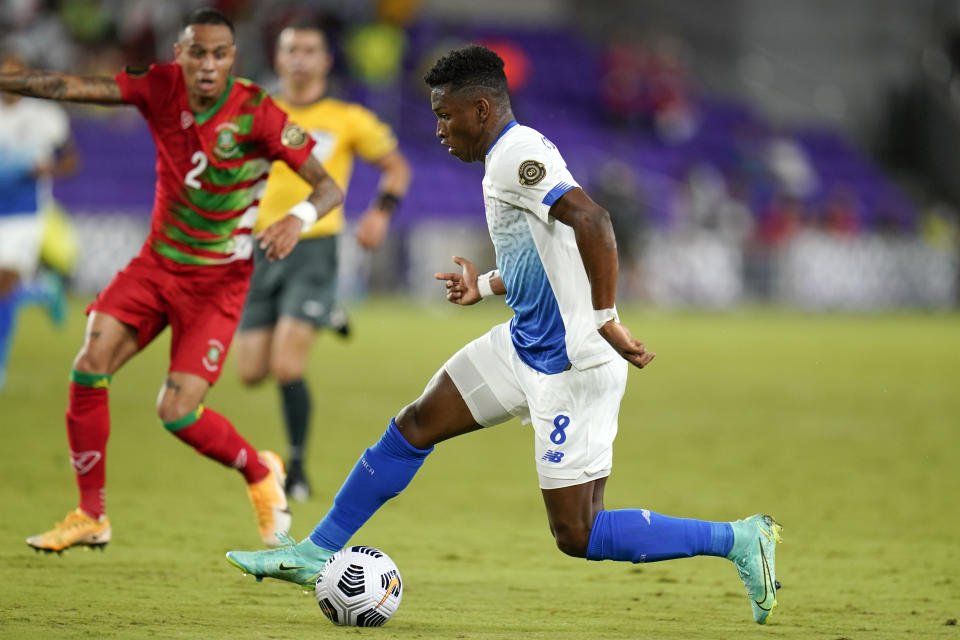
top-left (374, 192), bottom-right (402, 214)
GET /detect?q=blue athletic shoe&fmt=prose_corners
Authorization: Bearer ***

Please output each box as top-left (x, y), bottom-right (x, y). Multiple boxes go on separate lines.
top-left (226, 532), bottom-right (334, 591)
top-left (727, 514), bottom-right (783, 624)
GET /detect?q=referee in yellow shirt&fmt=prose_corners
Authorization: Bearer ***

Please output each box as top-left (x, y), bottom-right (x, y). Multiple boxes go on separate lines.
top-left (235, 20), bottom-right (412, 501)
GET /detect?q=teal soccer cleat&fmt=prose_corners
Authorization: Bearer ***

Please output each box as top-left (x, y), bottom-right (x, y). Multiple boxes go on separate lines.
top-left (727, 514), bottom-right (783, 624)
top-left (226, 532), bottom-right (334, 590)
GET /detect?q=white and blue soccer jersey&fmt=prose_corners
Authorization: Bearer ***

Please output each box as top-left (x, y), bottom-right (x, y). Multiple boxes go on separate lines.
top-left (0, 97), bottom-right (68, 218)
top-left (482, 122), bottom-right (616, 375)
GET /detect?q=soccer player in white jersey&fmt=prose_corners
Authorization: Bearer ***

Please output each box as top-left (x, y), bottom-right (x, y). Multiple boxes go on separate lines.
top-left (0, 52), bottom-right (76, 390)
top-left (227, 45), bottom-right (784, 625)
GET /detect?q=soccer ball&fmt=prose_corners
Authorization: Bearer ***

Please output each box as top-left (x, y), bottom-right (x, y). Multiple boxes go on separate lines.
top-left (314, 546), bottom-right (403, 627)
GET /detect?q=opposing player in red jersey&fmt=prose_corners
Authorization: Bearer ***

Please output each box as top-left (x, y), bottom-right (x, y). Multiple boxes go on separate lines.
top-left (0, 9), bottom-right (343, 553)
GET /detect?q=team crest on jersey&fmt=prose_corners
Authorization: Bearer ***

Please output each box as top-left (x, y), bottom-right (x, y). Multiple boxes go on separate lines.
top-left (213, 122), bottom-right (240, 159)
top-left (518, 159), bottom-right (546, 186)
top-left (202, 339), bottom-right (225, 372)
top-left (281, 123), bottom-right (308, 149)
top-left (181, 111), bottom-right (194, 129)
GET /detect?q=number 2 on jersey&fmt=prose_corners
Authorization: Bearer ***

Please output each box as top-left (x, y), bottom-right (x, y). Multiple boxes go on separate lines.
top-left (184, 151), bottom-right (207, 188)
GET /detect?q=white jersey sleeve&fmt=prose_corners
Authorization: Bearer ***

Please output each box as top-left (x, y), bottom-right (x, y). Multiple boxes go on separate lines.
top-left (485, 127), bottom-right (579, 222)
top-left (0, 98), bottom-right (70, 167)
top-left (0, 98), bottom-right (70, 218)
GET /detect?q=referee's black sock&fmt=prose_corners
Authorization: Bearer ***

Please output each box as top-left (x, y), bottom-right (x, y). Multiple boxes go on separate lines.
top-left (280, 379), bottom-right (311, 470)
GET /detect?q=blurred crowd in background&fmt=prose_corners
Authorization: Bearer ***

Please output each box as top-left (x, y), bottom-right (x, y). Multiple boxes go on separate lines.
top-left (2, 0), bottom-right (959, 309)
top-left (3, 0), bottom-right (420, 93)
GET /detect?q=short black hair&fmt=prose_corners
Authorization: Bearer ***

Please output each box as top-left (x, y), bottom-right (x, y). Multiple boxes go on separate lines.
top-left (423, 44), bottom-right (509, 97)
top-left (282, 16), bottom-right (325, 34)
top-left (184, 8), bottom-right (235, 39)
top-left (277, 17), bottom-right (328, 50)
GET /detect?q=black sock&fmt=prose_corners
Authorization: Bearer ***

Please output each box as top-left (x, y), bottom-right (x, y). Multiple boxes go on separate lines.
top-left (280, 379), bottom-right (311, 468)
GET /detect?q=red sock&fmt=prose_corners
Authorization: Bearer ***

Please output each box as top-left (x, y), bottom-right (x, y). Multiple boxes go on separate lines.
top-left (66, 379), bottom-right (110, 519)
top-left (170, 406), bottom-right (269, 484)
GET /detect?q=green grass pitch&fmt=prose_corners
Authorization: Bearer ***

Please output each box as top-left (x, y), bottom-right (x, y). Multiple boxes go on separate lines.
top-left (1, 297), bottom-right (958, 638)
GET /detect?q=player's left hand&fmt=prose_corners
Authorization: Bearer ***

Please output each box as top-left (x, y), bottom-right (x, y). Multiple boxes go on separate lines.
top-left (599, 320), bottom-right (656, 369)
top-left (257, 214), bottom-right (302, 261)
top-left (355, 208), bottom-right (390, 250)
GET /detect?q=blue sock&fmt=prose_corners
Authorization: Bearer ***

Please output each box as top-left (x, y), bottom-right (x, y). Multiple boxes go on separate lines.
top-left (586, 509), bottom-right (734, 563)
top-left (17, 279), bottom-right (48, 306)
top-left (17, 273), bottom-right (66, 327)
top-left (0, 290), bottom-right (20, 380)
top-left (309, 418), bottom-right (433, 550)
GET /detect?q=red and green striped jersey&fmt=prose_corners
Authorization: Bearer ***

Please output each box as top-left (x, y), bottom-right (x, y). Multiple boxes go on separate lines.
top-left (116, 62), bottom-right (315, 266)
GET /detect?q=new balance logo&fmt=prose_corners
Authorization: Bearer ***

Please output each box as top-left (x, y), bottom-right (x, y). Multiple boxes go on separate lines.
top-left (541, 450), bottom-right (564, 463)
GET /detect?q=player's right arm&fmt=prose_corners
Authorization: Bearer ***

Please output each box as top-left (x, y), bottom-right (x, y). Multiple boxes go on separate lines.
top-left (550, 187), bottom-right (655, 370)
top-left (256, 154), bottom-right (343, 261)
top-left (0, 68), bottom-right (123, 104)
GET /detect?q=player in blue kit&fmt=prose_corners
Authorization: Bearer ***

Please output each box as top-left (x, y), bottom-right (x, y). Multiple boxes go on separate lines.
top-left (0, 52), bottom-right (76, 391)
top-left (226, 44), bottom-right (783, 625)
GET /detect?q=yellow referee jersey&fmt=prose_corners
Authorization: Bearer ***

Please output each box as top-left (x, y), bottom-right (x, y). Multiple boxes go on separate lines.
top-left (254, 97), bottom-right (398, 238)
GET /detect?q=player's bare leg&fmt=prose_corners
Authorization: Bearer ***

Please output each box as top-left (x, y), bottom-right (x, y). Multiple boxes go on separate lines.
top-left (27, 312), bottom-right (138, 553)
top-left (0, 269), bottom-right (18, 297)
top-left (155, 371), bottom-right (212, 425)
top-left (226, 369), bottom-right (481, 587)
top-left (270, 316), bottom-right (315, 383)
top-left (236, 319), bottom-right (317, 501)
top-left (234, 327), bottom-right (274, 386)
top-left (74, 311), bottom-right (140, 376)
top-left (270, 316), bottom-right (317, 500)
top-left (541, 477), bottom-right (607, 557)
top-left (158, 370), bottom-right (291, 546)
top-left (393, 369), bottom-right (483, 448)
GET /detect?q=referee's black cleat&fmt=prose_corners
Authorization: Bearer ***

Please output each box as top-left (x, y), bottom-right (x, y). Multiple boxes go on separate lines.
top-left (284, 464), bottom-right (312, 502)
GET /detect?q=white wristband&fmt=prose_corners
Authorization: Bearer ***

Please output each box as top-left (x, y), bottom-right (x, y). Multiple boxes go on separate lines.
top-left (476, 270), bottom-right (499, 299)
top-left (593, 306), bottom-right (619, 330)
top-left (288, 201), bottom-right (318, 232)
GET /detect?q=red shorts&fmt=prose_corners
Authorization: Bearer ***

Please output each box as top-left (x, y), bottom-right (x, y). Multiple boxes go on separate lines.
top-left (88, 247), bottom-right (253, 384)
